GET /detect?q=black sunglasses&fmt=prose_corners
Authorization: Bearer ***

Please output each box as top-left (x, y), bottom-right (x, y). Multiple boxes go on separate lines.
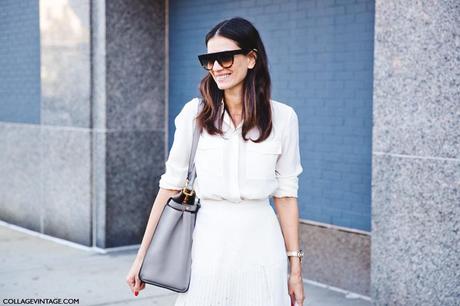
top-left (197, 48), bottom-right (256, 71)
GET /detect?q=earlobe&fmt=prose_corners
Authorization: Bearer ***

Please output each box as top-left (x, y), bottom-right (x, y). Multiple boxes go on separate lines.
top-left (247, 50), bottom-right (257, 69)
top-left (249, 57), bottom-right (257, 69)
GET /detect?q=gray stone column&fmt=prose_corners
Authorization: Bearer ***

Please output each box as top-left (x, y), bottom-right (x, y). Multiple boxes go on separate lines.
top-left (0, 0), bottom-right (166, 248)
top-left (92, 0), bottom-right (166, 248)
top-left (372, 1), bottom-right (459, 305)
top-left (39, 0), bottom-right (92, 245)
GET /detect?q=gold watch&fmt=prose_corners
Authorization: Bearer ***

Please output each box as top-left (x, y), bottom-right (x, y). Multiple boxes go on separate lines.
top-left (286, 249), bottom-right (304, 263)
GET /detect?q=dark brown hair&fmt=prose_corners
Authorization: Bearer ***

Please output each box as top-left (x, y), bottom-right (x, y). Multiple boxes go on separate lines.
top-left (196, 17), bottom-right (272, 143)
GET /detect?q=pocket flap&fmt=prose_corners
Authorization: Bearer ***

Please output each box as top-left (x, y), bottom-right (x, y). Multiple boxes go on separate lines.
top-left (198, 135), bottom-right (222, 150)
top-left (247, 140), bottom-right (282, 154)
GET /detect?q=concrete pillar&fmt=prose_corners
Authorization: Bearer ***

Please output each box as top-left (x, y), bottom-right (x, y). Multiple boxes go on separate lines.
top-left (0, 0), bottom-right (166, 249)
top-left (372, 1), bottom-right (460, 304)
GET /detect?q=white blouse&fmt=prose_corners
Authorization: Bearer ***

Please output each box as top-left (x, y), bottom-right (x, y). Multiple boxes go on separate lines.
top-left (158, 97), bottom-right (303, 202)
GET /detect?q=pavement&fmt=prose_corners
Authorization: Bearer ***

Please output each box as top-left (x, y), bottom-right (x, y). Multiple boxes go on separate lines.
top-left (0, 222), bottom-right (371, 306)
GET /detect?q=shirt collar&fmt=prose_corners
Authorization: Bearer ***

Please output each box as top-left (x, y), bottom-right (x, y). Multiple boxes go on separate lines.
top-left (219, 98), bottom-right (243, 130)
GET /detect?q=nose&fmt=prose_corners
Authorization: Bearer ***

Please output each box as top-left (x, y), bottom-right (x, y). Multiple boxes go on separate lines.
top-left (212, 59), bottom-right (224, 71)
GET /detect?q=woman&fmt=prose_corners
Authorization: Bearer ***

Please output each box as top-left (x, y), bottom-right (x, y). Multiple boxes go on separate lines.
top-left (126, 17), bottom-right (306, 306)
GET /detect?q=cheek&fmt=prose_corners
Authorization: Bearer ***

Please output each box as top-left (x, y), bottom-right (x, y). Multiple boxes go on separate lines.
top-left (232, 65), bottom-right (249, 83)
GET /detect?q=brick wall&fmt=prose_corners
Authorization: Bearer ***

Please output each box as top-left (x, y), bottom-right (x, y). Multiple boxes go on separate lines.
top-left (169, 0), bottom-right (374, 231)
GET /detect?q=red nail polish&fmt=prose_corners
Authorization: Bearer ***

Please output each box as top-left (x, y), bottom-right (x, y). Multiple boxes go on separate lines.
top-left (134, 291), bottom-right (138, 296)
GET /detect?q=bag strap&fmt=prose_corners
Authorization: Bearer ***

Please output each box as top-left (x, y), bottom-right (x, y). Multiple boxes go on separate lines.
top-left (185, 97), bottom-right (204, 190)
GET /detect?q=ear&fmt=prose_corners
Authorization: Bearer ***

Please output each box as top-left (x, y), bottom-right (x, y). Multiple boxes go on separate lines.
top-left (248, 49), bottom-right (258, 69)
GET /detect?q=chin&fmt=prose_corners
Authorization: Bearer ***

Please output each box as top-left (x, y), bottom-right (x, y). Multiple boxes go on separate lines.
top-left (217, 83), bottom-right (232, 90)
top-left (221, 79), bottom-right (241, 89)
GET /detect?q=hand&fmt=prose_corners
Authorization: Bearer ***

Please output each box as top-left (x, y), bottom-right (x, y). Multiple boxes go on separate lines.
top-left (288, 273), bottom-right (305, 306)
top-left (126, 258), bottom-right (145, 296)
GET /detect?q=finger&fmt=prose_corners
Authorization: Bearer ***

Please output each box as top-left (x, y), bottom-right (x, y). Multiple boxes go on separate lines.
top-left (134, 275), bottom-right (142, 291)
top-left (126, 276), bottom-right (135, 290)
top-left (289, 292), bottom-right (295, 306)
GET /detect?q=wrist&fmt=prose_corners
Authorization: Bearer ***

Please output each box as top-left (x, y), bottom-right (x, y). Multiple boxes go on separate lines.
top-left (290, 272), bottom-right (303, 280)
top-left (290, 268), bottom-right (302, 278)
top-left (135, 254), bottom-right (145, 264)
top-left (289, 257), bottom-right (302, 275)
top-left (286, 249), bottom-right (304, 264)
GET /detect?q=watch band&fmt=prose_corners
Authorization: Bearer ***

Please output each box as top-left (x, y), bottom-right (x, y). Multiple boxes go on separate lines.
top-left (286, 249), bottom-right (304, 263)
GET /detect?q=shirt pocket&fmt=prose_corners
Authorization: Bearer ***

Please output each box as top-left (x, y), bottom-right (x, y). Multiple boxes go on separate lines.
top-left (195, 136), bottom-right (224, 178)
top-left (245, 140), bottom-right (282, 180)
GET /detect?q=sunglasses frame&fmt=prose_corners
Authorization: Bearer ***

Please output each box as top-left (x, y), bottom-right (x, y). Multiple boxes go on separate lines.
top-left (197, 48), bottom-right (256, 71)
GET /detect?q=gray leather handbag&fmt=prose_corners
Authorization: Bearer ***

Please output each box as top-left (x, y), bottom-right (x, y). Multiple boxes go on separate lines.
top-left (138, 98), bottom-right (204, 293)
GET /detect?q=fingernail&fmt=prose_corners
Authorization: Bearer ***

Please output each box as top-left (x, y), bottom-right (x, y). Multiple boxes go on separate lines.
top-left (134, 291), bottom-right (138, 296)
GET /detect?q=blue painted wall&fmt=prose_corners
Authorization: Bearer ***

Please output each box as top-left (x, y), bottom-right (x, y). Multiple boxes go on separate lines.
top-left (0, 0), bottom-right (41, 124)
top-left (168, 0), bottom-right (374, 231)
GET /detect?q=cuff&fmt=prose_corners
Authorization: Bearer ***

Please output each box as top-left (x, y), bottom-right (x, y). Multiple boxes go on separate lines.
top-left (158, 164), bottom-right (188, 190)
top-left (273, 176), bottom-right (299, 198)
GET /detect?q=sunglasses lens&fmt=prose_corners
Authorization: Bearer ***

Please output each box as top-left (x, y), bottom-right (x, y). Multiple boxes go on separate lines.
top-left (206, 58), bottom-right (216, 69)
top-left (199, 51), bottom-right (239, 70)
top-left (198, 57), bottom-right (211, 70)
top-left (220, 54), bottom-right (235, 68)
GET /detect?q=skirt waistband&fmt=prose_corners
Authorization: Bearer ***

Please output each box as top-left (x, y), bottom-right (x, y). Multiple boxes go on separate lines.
top-left (199, 198), bottom-right (269, 206)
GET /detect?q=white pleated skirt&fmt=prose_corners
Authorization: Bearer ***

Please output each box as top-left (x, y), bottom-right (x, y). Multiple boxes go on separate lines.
top-left (174, 198), bottom-right (291, 306)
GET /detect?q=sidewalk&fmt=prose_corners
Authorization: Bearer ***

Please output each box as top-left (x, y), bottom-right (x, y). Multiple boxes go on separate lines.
top-left (0, 223), bottom-right (371, 306)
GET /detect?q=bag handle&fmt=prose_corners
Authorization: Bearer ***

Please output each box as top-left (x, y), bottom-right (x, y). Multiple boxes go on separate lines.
top-left (184, 97), bottom-right (204, 191)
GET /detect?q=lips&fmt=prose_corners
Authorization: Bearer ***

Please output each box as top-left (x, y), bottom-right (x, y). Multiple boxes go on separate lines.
top-left (216, 73), bottom-right (231, 81)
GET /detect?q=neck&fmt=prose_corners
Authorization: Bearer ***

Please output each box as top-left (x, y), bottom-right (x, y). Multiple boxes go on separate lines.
top-left (224, 88), bottom-right (243, 114)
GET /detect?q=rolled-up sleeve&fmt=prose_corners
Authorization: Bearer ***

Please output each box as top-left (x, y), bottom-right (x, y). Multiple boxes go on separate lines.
top-left (158, 99), bottom-right (196, 190)
top-left (273, 108), bottom-right (303, 198)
